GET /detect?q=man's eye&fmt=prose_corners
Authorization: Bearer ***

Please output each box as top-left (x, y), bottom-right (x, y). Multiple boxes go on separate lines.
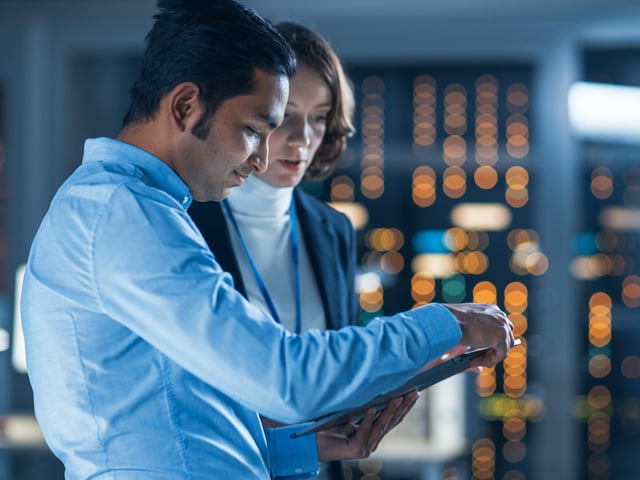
top-left (247, 127), bottom-right (261, 138)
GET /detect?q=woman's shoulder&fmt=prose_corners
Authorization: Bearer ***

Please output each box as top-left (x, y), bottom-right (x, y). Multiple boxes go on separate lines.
top-left (295, 188), bottom-right (349, 221)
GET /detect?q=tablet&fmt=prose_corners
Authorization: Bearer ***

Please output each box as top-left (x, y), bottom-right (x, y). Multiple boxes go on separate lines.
top-left (291, 344), bottom-right (506, 438)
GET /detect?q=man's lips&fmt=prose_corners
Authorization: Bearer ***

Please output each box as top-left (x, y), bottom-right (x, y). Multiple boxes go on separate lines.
top-left (234, 170), bottom-right (251, 185)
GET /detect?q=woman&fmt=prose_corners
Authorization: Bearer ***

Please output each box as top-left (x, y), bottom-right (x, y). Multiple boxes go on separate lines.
top-left (188, 21), bottom-right (417, 479)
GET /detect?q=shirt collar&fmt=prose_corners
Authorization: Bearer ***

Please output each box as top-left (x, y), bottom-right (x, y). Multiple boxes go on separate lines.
top-left (83, 137), bottom-right (192, 209)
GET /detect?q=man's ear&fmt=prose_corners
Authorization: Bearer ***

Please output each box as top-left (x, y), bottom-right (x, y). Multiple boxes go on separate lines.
top-left (169, 82), bottom-right (202, 132)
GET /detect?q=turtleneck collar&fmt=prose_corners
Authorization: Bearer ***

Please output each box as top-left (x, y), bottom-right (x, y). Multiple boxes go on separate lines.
top-left (225, 174), bottom-right (294, 218)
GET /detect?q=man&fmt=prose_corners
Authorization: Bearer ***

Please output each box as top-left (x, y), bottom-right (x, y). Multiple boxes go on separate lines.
top-left (20, 0), bottom-right (515, 478)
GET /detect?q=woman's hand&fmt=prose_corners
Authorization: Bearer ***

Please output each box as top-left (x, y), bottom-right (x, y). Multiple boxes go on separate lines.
top-left (315, 390), bottom-right (419, 462)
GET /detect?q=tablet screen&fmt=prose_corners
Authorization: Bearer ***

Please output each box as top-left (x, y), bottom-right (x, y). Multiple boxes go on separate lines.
top-left (291, 346), bottom-right (492, 438)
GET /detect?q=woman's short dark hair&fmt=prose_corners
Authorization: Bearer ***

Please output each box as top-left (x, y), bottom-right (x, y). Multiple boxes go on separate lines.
top-left (275, 21), bottom-right (356, 181)
top-left (123, 0), bottom-right (296, 140)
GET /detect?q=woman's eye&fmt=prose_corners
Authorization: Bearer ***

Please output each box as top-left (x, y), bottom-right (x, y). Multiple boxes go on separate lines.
top-left (247, 126), bottom-right (261, 138)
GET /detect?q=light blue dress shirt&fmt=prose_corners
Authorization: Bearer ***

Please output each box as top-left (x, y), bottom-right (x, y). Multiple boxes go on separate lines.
top-left (20, 137), bottom-right (462, 479)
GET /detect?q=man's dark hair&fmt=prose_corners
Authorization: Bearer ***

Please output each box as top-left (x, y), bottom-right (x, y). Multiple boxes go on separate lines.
top-left (123, 0), bottom-right (296, 139)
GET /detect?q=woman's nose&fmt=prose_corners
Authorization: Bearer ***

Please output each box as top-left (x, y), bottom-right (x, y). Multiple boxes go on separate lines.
top-left (288, 117), bottom-right (311, 147)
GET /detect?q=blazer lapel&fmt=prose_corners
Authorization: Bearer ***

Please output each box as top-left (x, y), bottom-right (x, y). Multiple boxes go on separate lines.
top-left (294, 190), bottom-right (346, 330)
top-left (188, 200), bottom-right (248, 296)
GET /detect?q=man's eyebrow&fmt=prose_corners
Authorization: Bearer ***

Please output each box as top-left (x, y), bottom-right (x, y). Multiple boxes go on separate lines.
top-left (288, 100), bottom-right (332, 109)
top-left (255, 112), bottom-right (279, 129)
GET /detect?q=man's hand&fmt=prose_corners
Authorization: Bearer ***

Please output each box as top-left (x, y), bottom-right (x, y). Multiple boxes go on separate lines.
top-left (443, 303), bottom-right (516, 368)
top-left (316, 391), bottom-right (419, 462)
top-left (416, 344), bottom-right (475, 374)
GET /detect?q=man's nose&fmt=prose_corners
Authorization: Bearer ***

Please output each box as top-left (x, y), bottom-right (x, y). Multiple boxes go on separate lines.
top-left (249, 139), bottom-right (269, 173)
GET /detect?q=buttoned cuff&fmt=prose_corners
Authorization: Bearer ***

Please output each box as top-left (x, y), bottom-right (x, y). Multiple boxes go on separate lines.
top-left (412, 303), bottom-right (462, 358)
top-left (265, 423), bottom-right (320, 479)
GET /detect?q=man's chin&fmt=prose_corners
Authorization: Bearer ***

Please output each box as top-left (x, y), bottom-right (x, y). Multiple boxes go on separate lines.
top-left (211, 192), bottom-right (227, 202)
top-left (192, 190), bottom-right (227, 203)
top-left (215, 187), bottom-right (234, 202)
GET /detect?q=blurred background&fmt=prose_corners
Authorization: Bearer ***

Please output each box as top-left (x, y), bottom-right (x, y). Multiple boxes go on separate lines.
top-left (1, 0), bottom-right (640, 479)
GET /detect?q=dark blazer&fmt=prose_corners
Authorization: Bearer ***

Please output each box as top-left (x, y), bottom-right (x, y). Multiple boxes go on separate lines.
top-left (188, 188), bottom-right (359, 480)
top-left (188, 187), bottom-right (359, 330)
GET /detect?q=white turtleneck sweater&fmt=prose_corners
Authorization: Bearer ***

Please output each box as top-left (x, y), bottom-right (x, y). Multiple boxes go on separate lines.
top-left (224, 175), bottom-right (327, 334)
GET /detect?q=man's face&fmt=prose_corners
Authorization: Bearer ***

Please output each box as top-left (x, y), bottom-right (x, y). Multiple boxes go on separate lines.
top-left (179, 69), bottom-right (289, 202)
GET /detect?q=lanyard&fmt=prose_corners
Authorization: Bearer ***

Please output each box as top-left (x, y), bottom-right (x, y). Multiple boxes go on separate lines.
top-left (222, 197), bottom-right (302, 334)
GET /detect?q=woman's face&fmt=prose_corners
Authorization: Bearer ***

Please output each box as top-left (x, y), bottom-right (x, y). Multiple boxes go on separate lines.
top-left (256, 62), bottom-right (332, 188)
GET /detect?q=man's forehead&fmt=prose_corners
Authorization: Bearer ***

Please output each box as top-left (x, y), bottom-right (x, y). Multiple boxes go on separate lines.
top-left (216, 70), bottom-right (288, 127)
top-left (251, 71), bottom-right (289, 125)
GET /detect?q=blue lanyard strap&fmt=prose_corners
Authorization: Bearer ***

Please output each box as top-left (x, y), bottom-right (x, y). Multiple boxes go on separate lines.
top-left (290, 199), bottom-right (302, 332)
top-left (222, 197), bottom-right (302, 334)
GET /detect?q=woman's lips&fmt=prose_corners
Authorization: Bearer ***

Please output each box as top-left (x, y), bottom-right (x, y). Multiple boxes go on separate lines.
top-left (278, 158), bottom-right (305, 171)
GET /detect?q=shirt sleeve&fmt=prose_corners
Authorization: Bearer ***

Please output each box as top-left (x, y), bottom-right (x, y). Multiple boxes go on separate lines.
top-left (92, 185), bottom-right (462, 423)
top-left (265, 424), bottom-right (319, 479)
